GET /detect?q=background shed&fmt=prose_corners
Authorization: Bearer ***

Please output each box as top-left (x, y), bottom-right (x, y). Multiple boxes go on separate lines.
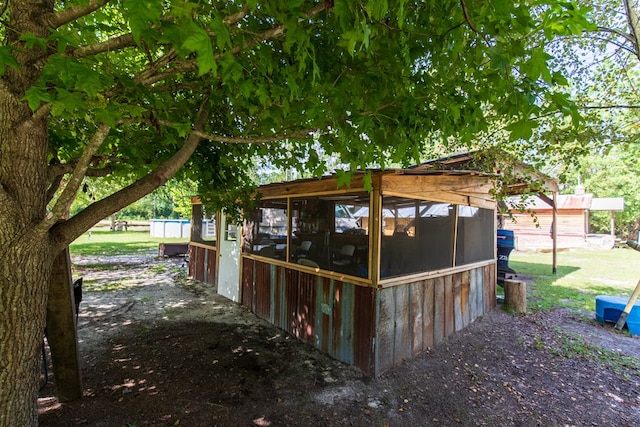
top-left (504, 189), bottom-right (625, 250)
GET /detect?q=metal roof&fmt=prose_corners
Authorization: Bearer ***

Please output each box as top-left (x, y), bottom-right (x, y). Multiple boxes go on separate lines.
top-left (507, 194), bottom-right (625, 211)
top-left (590, 197), bottom-right (625, 211)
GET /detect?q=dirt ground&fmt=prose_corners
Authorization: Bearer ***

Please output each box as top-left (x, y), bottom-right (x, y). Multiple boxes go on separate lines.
top-left (38, 254), bottom-right (640, 426)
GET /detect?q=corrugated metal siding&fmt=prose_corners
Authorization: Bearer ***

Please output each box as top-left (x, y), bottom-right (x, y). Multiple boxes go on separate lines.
top-left (353, 285), bottom-right (375, 374)
top-left (375, 265), bottom-right (493, 375)
top-left (189, 245), bottom-right (217, 285)
top-left (241, 258), bottom-right (254, 308)
top-left (206, 250), bottom-right (216, 286)
top-left (240, 258), bottom-right (376, 375)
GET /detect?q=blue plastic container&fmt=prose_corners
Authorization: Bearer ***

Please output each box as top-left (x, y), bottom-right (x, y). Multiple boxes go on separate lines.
top-left (595, 295), bottom-right (640, 335)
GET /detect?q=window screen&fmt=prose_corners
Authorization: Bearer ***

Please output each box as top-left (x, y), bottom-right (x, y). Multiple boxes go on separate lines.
top-left (242, 199), bottom-right (288, 259)
top-left (380, 198), bottom-right (455, 278)
top-left (291, 193), bottom-right (369, 278)
top-left (455, 206), bottom-right (494, 265)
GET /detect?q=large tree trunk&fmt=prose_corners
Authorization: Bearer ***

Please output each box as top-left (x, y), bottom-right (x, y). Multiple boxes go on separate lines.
top-left (0, 240), bottom-right (53, 425)
top-left (0, 83), bottom-right (54, 425)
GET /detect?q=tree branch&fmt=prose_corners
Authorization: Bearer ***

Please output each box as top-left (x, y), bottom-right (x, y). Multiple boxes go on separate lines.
top-left (40, 123), bottom-right (111, 230)
top-left (0, 0), bottom-right (8, 18)
top-left (50, 100), bottom-right (210, 249)
top-left (48, 161), bottom-right (115, 183)
top-left (45, 175), bottom-right (64, 205)
top-left (460, 0), bottom-right (480, 35)
top-left (595, 25), bottom-right (636, 46)
top-left (49, 0), bottom-right (112, 29)
top-left (624, 0), bottom-right (640, 60)
top-left (192, 128), bottom-right (319, 144)
top-left (580, 104), bottom-right (640, 110)
top-left (70, 33), bottom-right (136, 58)
top-left (135, 3), bottom-right (328, 87)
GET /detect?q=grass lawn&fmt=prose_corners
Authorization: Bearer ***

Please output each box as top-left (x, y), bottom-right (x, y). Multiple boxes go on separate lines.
top-left (70, 230), bottom-right (188, 256)
top-left (509, 247), bottom-right (640, 312)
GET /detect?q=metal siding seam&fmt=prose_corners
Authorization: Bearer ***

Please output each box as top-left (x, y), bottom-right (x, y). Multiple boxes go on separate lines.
top-left (203, 249), bottom-right (208, 283)
top-left (407, 282), bottom-right (413, 359)
top-left (374, 288), bottom-right (380, 377)
top-left (269, 265), bottom-right (276, 324)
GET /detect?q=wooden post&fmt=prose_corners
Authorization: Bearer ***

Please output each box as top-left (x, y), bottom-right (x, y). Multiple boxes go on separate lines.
top-left (46, 247), bottom-right (82, 401)
top-left (552, 192), bottom-right (557, 275)
top-left (191, 202), bottom-right (203, 243)
top-left (504, 279), bottom-right (527, 313)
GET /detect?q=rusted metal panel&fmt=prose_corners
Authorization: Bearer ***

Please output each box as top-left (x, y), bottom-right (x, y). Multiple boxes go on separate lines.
top-left (433, 276), bottom-right (445, 345)
top-left (194, 246), bottom-right (206, 282)
top-left (331, 280), bottom-right (343, 359)
top-left (241, 257), bottom-right (254, 309)
top-left (316, 276), bottom-right (332, 354)
top-left (300, 272), bottom-right (316, 345)
top-left (298, 273), bottom-right (318, 345)
top-left (353, 285), bottom-right (375, 375)
top-left (273, 267), bottom-right (281, 327)
top-left (206, 247), bottom-right (217, 286)
top-left (444, 275), bottom-right (454, 337)
top-left (268, 266), bottom-right (278, 324)
top-left (252, 261), bottom-right (271, 319)
top-left (288, 270), bottom-right (316, 342)
top-left (332, 281), bottom-right (355, 364)
top-left (285, 270), bottom-right (298, 335)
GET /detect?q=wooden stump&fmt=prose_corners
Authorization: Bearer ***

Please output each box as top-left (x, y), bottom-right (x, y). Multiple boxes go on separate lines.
top-left (504, 279), bottom-right (527, 313)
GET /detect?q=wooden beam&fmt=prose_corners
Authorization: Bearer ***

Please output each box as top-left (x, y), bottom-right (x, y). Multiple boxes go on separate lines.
top-left (537, 192), bottom-right (555, 207)
top-left (46, 247), bottom-right (82, 402)
top-left (370, 175), bottom-right (382, 287)
top-left (258, 175), bottom-right (366, 199)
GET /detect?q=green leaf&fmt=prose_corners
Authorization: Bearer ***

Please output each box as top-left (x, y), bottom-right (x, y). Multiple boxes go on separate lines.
top-left (506, 120), bottom-right (535, 141)
top-left (94, 106), bottom-right (119, 127)
top-left (19, 33), bottom-right (48, 50)
top-left (366, 0), bottom-right (389, 21)
top-left (182, 26), bottom-right (217, 76)
top-left (0, 47), bottom-right (19, 77)
top-left (210, 15), bottom-right (231, 50)
top-left (123, 0), bottom-right (163, 44)
top-left (51, 89), bottom-right (85, 117)
top-left (22, 87), bottom-right (52, 111)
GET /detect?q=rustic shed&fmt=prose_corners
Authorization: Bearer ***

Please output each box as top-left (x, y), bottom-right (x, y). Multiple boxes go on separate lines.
top-left (503, 191), bottom-right (625, 250)
top-left (190, 166), bottom-right (502, 376)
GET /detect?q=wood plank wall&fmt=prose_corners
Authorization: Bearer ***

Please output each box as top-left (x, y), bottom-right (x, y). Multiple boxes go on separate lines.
top-left (376, 264), bottom-right (496, 375)
top-left (241, 258), bottom-right (376, 375)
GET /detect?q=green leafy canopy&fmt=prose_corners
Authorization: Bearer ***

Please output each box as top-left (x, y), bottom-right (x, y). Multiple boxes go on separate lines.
top-left (3, 0), bottom-right (593, 215)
